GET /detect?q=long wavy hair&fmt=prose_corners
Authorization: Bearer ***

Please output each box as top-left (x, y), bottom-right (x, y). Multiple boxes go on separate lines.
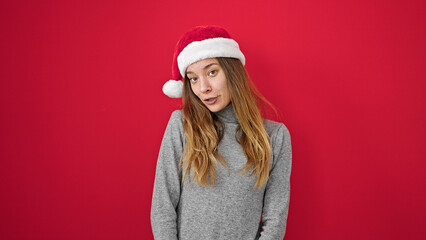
top-left (180, 57), bottom-right (276, 189)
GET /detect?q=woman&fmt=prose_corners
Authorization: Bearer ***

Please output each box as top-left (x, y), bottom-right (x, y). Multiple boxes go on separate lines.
top-left (151, 25), bottom-right (292, 240)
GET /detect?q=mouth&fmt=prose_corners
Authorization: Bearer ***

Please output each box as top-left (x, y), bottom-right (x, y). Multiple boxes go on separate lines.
top-left (203, 96), bottom-right (218, 105)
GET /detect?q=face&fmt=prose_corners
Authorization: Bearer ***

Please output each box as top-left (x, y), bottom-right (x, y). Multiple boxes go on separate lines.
top-left (186, 58), bottom-right (231, 112)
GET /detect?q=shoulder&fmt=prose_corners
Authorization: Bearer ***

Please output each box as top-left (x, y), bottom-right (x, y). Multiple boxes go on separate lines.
top-left (162, 109), bottom-right (185, 144)
top-left (168, 109), bottom-right (184, 125)
top-left (170, 109), bottom-right (183, 120)
top-left (167, 109), bottom-right (185, 134)
top-left (263, 118), bottom-right (291, 141)
top-left (263, 118), bottom-right (292, 167)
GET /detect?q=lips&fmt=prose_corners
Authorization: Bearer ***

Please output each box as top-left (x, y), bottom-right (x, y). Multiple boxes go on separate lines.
top-left (203, 96), bottom-right (218, 105)
top-left (204, 97), bottom-right (217, 101)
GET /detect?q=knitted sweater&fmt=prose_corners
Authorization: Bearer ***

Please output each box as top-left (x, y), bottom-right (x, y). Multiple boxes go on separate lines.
top-left (151, 103), bottom-right (292, 240)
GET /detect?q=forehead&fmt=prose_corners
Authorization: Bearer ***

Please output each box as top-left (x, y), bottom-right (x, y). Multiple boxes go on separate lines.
top-left (186, 58), bottom-right (219, 73)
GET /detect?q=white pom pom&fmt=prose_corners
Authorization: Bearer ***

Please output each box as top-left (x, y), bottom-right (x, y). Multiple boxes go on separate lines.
top-left (162, 80), bottom-right (183, 98)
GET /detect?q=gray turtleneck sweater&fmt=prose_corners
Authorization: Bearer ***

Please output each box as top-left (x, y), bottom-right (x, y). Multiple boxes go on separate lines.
top-left (151, 103), bottom-right (292, 240)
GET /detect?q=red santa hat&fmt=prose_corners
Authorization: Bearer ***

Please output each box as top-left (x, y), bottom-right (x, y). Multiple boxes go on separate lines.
top-left (162, 25), bottom-right (246, 98)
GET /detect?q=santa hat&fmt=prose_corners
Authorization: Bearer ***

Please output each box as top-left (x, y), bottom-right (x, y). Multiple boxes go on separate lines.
top-left (162, 25), bottom-right (246, 98)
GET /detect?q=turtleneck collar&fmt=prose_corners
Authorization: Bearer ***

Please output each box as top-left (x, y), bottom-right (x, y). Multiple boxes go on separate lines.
top-left (213, 102), bottom-right (238, 124)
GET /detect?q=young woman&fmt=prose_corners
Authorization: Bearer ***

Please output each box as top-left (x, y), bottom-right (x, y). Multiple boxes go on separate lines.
top-left (151, 25), bottom-right (292, 240)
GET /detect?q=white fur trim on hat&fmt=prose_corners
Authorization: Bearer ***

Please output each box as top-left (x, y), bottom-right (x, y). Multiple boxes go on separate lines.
top-left (177, 37), bottom-right (245, 77)
top-left (162, 80), bottom-right (184, 98)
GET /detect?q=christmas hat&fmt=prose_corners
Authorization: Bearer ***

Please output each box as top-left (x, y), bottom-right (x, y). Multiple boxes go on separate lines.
top-left (162, 25), bottom-right (246, 98)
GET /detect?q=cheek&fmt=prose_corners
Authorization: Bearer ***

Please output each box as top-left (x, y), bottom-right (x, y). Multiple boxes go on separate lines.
top-left (224, 87), bottom-right (231, 100)
top-left (220, 80), bottom-right (230, 96)
top-left (190, 84), bottom-right (200, 97)
top-left (216, 74), bottom-right (228, 92)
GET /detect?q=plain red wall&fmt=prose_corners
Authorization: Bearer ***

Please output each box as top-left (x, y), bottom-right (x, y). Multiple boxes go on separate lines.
top-left (0, 0), bottom-right (425, 239)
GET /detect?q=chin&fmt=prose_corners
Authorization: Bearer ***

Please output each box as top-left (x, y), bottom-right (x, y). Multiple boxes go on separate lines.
top-left (206, 104), bottom-right (224, 113)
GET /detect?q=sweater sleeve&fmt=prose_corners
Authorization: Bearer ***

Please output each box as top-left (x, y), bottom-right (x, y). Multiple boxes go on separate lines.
top-left (150, 110), bottom-right (185, 240)
top-left (259, 123), bottom-right (292, 240)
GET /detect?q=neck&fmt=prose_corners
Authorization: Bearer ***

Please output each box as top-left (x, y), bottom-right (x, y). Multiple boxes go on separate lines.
top-left (213, 102), bottom-right (238, 124)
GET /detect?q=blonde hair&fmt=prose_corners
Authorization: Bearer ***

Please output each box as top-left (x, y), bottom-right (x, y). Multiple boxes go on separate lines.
top-left (180, 57), bottom-right (276, 189)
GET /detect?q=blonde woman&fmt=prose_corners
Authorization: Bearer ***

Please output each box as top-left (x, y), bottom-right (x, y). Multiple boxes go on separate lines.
top-left (151, 25), bottom-right (292, 240)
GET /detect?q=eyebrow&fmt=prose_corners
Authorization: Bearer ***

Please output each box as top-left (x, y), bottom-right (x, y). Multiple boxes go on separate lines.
top-left (186, 63), bottom-right (218, 75)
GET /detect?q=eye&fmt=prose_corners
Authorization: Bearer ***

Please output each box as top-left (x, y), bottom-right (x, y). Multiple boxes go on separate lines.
top-left (209, 70), bottom-right (217, 76)
top-left (189, 77), bottom-right (197, 83)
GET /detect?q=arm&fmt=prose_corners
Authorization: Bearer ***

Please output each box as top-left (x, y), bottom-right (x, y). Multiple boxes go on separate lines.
top-left (150, 110), bottom-right (185, 240)
top-left (259, 123), bottom-right (292, 240)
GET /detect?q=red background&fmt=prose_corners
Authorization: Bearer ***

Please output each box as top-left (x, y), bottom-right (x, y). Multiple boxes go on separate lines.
top-left (1, 0), bottom-right (425, 239)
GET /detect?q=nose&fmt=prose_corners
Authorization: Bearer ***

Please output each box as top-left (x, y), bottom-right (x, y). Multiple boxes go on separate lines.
top-left (199, 76), bottom-right (211, 93)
